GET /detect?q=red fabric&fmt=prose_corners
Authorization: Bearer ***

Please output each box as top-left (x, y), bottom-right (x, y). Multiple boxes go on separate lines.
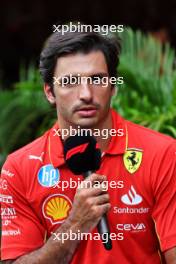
top-left (1, 109), bottom-right (176, 263)
top-left (65, 142), bottom-right (89, 160)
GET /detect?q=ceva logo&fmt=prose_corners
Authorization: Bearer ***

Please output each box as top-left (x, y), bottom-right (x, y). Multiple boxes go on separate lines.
top-left (117, 223), bottom-right (146, 232)
top-left (121, 185), bottom-right (142, 205)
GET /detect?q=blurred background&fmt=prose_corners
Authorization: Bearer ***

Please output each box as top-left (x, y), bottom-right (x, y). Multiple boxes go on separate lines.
top-left (0, 0), bottom-right (176, 167)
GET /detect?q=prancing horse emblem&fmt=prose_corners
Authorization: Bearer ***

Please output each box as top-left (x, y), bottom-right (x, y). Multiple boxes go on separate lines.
top-left (123, 149), bottom-right (143, 174)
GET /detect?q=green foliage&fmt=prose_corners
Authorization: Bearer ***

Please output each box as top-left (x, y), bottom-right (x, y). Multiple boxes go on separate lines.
top-left (112, 27), bottom-right (176, 137)
top-left (14, 62), bottom-right (43, 91)
top-left (0, 27), bottom-right (176, 167)
top-left (0, 67), bottom-right (56, 166)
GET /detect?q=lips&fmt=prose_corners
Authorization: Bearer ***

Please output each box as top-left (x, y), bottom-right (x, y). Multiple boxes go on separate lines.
top-left (75, 106), bottom-right (98, 117)
top-left (77, 106), bottom-right (97, 111)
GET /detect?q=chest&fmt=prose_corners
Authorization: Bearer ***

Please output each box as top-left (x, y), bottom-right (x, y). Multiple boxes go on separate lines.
top-left (27, 153), bottom-right (154, 234)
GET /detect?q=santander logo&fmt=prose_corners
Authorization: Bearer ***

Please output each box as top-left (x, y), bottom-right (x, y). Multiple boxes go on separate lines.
top-left (121, 185), bottom-right (142, 205)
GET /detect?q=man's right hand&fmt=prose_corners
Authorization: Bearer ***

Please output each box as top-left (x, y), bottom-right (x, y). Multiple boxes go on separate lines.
top-left (2, 173), bottom-right (110, 264)
top-left (67, 173), bottom-right (111, 234)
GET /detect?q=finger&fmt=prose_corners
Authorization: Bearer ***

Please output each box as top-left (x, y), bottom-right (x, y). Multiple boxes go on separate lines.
top-left (94, 203), bottom-right (111, 218)
top-left (88, 193), bottom-right (110, 206)
top-left (78, 180), bottom-right (107, 191)
top-left (84, 173), bottom-right (107, 184)
top-left (79, 174), bottom-right (107, 190)
top-left (76, 184), bottom-right (107, 198)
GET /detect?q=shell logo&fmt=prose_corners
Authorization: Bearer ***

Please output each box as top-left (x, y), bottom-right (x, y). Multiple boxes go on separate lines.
top-left (42, 194), bottom-right (72, 224)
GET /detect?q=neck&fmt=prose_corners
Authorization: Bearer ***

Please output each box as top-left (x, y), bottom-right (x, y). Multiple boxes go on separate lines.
top-left (92, 113), bottom-right (112, 152)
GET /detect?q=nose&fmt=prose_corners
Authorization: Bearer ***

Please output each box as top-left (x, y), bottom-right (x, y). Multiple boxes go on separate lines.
top-left (78, 83), bottom-right (93, 102)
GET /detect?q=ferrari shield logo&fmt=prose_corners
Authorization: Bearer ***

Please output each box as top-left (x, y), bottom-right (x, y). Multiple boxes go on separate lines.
top-left (123, 149), bottom-right (143, 174)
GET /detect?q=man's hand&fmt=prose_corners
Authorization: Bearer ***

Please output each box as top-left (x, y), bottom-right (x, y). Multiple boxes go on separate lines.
top-left (68, 173), bottom-right (111, 233)
top-left (164, 247), bottom-right (176, 263)
top-left (1, 173), bottom-right (110, 264)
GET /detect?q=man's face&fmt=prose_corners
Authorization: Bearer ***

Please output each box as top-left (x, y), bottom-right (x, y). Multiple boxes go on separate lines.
top-left (45, 50), bottom-right (115, 128)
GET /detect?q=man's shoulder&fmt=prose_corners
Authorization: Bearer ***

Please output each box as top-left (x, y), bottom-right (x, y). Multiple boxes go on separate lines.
top-left (112, 109), bottom-right (174, 145)
top-left (7, 128), bottom-right (50, 163)
top-left (126, 119), bottom-right (175, 150)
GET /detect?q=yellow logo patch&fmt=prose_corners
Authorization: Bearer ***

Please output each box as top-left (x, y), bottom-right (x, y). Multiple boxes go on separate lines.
top-left (42, 194), bottom-right (72, 224)
top-left (123, 149), bottom-right (143, 174)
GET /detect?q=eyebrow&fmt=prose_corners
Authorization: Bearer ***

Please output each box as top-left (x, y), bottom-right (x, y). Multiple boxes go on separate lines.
top-left (59, 72), bottom-right (109, 79)
top-left (89, 73), bottom-right (109, 78)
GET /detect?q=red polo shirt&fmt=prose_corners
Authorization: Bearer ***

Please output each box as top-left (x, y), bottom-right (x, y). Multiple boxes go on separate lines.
top-left (1, 109), bottom-right (176, 263)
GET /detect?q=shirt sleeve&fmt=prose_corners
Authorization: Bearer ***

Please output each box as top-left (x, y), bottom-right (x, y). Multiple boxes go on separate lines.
top-left (151, 141), bottom-right (176, 252)
top-left (0, 156), bottom-right (46, 260)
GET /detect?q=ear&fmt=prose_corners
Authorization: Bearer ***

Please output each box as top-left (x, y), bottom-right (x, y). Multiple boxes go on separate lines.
top-left (111, 86), bottom-right (117, 97)
top-left (44, 83), bottom-right (56, 105)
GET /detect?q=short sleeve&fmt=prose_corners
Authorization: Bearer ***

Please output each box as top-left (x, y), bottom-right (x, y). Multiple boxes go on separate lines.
top-left (0, 156), bottom-right (46, 260)
top-left (151, 142), bottom-right (176, 252)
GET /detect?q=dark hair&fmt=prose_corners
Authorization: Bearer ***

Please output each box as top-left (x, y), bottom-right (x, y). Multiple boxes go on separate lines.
top-left (39, 28), bottom-right (121, 89)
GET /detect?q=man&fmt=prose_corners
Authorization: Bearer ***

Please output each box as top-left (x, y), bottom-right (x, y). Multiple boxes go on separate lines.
top-left (0, 26), bottom-right (176, 264)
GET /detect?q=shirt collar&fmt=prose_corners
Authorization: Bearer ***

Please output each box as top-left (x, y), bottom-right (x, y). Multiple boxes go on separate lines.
top-left (48, 108), bottom-right (128, 168)
top-left (104, 108), bottom-right (127, 155)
